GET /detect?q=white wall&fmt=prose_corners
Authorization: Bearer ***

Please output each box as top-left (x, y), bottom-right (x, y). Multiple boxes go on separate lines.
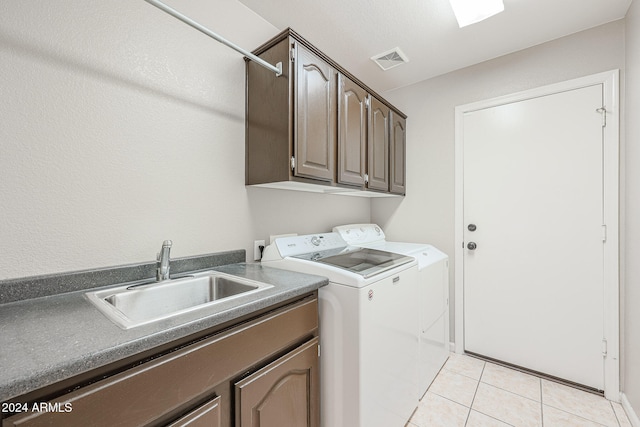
top-left (0, 0), bottom-right (370, 280)
top-left (372, 20), bottom-right (626, 343)
top-left (624, 0), bottom-right (640, 417)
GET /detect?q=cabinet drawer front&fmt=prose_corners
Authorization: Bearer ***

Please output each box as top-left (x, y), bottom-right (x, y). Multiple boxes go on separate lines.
top-left (4, 297), bottom-right (318, 427)
top-left (167, 396), bottom-right (221, 427)
top-left (235, 337), bottom-right (320, 427)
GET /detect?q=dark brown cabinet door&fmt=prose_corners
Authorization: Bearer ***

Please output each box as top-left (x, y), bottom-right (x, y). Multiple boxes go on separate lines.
top-left (368, 96), bottom-right (390, 191)
top-left (390, 112), bottom-right (406, 195)
top-left (337, 74), bottom-right (367, 187)
top-left (294, 43), bottom-right (337, 182)
top-left (235, 337), bottom-right (320, 427)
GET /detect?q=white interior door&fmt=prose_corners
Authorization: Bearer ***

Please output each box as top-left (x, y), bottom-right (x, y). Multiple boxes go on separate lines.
top-left (462, 84), bottom-right (605, 390)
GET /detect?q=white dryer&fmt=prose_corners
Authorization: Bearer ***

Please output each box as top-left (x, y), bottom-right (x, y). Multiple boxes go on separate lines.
top-left (333, 224), bottom-right (450, 397)
top-left (262, 232), bottom-right (419, 427)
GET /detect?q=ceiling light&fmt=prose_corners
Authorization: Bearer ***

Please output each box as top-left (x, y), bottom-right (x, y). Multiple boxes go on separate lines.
top-left (448, 0), bottom-right (504, 27)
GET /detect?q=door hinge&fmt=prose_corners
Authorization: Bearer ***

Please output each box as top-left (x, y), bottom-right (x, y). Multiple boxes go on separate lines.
top-left (602, 339), bottom-right (608, 356)
top-left (364, 173), bottom-right (369, 184)
top-left (602, 224), bottom-right (607, 242)
top-left (290, 42), bottom-right (296, 63)
top-left (318, 344), bottom-right (321, 357)
top-left (290, 156), bottom-right (296, 171)
top-left (596, 107), bottom-right (607, 127)
top-left (365, 96), bottom-right (371, 109)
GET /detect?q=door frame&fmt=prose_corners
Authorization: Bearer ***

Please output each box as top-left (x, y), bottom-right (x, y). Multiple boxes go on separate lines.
top-left (454, 70), bottom-right (620, 400)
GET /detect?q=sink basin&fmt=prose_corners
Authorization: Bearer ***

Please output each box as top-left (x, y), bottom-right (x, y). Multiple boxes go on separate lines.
top-left (86, 271), bottom-right (273, 329)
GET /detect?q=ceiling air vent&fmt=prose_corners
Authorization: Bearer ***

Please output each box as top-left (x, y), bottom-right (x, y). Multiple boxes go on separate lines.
top-left (371, 47), bottom-right (409, 71)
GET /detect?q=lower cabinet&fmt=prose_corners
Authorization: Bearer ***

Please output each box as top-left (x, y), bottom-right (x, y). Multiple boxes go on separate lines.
top-left (235, 337), bottom-right (319, 427)
top-left (2, 295), bottom-right (319, 427)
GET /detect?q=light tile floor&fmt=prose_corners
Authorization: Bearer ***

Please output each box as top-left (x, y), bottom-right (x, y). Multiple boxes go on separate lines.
top-left (408, 353), bottom-right (633, 427)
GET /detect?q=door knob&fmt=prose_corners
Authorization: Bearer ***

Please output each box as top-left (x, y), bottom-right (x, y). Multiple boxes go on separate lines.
top-left (468, 224), bottom-right (477, 232)
top-left (467, 242), bottom-right (477, 250)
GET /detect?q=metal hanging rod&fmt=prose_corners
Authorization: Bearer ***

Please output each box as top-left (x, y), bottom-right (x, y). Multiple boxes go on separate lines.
top-left (144, 0), bottom-right (283, 77)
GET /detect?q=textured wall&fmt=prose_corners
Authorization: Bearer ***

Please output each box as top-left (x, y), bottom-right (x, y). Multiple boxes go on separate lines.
top-left (0, 0), bottom-right (370, 280)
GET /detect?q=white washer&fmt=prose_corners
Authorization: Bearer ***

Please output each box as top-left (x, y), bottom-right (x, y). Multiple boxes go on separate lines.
top-left (262, 232), bottom-right (419, 427)
top-left (333, 224), bottom-right (450, 397)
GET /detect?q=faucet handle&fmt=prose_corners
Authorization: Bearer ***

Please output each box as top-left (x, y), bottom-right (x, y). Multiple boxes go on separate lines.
top-left (157, 240), bottom-right (172, 260)
top-left (156, 240), bottom-right (173, 281)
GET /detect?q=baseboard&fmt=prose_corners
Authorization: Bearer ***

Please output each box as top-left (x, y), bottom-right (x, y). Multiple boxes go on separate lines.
top-left (621, 393), bottom-right (640, 427)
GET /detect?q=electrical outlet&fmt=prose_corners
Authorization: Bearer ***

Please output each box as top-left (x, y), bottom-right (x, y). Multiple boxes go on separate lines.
top-left (253, 240), bottom-right (265, 261)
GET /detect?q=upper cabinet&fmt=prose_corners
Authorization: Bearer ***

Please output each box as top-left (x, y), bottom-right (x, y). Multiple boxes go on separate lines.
top-left (246, 29), bottom-right (407, 196)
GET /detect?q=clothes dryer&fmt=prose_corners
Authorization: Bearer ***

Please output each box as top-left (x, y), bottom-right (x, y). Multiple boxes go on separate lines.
top-left (333, 224), bottom-right (450, 397)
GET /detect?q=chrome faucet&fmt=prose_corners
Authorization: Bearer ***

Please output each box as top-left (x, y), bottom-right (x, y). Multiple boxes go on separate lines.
top-left (156, 240), bottom-right (172, 281)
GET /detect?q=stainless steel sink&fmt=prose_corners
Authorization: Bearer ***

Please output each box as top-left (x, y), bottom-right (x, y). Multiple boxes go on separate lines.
top-left (86, 271), bottom-right (273, 329)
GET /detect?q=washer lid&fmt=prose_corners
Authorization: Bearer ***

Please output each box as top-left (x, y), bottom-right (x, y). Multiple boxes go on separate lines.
top-left (293, 247), bottom-right (413, 279)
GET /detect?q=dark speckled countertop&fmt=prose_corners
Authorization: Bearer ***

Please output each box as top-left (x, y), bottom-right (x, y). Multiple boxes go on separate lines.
top-left (0, 260), bottom-right (328, 403)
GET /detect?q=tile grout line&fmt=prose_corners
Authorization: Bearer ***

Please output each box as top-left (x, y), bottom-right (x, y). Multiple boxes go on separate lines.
top-left (541, 397), bottom-right (619, 427)
top-left (429, 391), bottom-right (473, 409)
top-left (542, 403), bottom-right (614, 427)
top-left (541, 377), bottom-right (619, 426)
top-left (472, 410), bottom-right (518, 427)
top-left (540, 378), bottom-right (544, 427)
top-left (463, 361), bottom-right (485, 426)
top-left (472, 381), bottom-right (547, 426)
top-left (479, 361), bottom-right (546, 403)
top-left (479, 380), bottom-right (544, 404)
top-left (443, 366), bottom-right (486, 382)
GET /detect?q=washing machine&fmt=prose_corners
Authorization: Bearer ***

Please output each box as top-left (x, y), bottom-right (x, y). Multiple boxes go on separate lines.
top-left (333, 224), bottom-right (450, 397)
top-left (262, 232), bottom-right (419, 427)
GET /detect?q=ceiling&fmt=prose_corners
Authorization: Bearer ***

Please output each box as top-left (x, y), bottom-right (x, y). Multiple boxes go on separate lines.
top-left (237, 0), bottom-right (632, 93)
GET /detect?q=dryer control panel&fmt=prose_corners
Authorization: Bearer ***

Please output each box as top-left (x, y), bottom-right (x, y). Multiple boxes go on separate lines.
top-left (333, 224), bottom-right (386, 245)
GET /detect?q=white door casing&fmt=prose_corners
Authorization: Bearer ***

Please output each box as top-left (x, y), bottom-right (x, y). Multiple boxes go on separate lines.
top-left (454, 70), bottom-right (620, 399)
